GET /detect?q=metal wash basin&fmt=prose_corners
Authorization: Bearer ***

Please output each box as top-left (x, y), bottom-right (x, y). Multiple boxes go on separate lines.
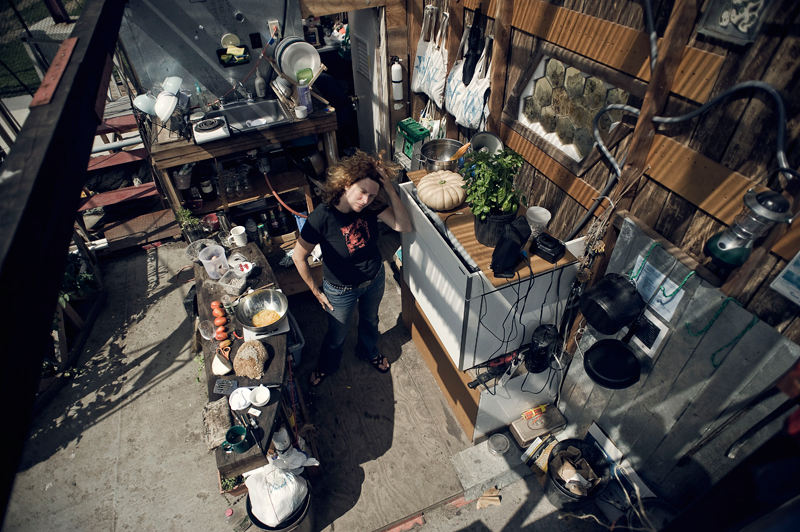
top-left (206, 99), bottom-right (290, 132)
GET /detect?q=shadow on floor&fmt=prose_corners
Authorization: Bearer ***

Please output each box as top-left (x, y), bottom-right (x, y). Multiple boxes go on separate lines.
top-left (21, 248), bottom-right (193, 472)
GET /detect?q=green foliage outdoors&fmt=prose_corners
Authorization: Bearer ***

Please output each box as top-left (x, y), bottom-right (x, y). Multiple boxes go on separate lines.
top-left (459, 147), bottom-right (527, 221)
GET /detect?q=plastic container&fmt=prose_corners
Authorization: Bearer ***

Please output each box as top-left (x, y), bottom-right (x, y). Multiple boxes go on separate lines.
top-left (198, 245), bottom-right (228, 279)
top-left (297, 81), bottom-right (313, 112)
top-left (544, 439), bottom-right (611, 512)
top-left (286, 311), bottom-right (305, 367)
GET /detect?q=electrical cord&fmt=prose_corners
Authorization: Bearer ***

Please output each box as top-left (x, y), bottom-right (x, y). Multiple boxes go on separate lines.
top-left (566, 80), bottom-right (792, 241)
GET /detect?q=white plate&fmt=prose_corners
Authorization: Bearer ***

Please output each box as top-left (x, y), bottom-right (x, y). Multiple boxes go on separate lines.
top-left (280, 42), bottom-right (320, 81)
top-left (228, 387), bottom-right (251, 410)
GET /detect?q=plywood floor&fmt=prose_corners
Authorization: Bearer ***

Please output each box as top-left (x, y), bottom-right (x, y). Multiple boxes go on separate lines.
top-left (290, 226), bottom-right (473, 532)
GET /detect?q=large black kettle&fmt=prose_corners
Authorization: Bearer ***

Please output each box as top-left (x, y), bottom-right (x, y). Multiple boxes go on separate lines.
top-left (578, 273), bottom-right (645, 335)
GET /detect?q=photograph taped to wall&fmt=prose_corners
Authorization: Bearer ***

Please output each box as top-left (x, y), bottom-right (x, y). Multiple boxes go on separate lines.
top-left (627, 309), bottom-right (670, 358)
top-left (770, 248), bottom-right (800, 307)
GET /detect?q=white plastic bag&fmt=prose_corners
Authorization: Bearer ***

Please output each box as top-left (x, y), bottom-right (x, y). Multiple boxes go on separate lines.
top-left (245, 463), bottom-right (308, 527)
top-left (411, 6), bottom-right (437, 94)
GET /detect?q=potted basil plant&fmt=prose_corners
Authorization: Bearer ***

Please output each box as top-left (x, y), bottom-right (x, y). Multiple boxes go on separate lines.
top-left (460, 147), bottom-right (527, 247)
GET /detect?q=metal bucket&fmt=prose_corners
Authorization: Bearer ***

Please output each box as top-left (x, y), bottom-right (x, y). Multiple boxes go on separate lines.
top-left (417, 139), bottom-right (463, 173)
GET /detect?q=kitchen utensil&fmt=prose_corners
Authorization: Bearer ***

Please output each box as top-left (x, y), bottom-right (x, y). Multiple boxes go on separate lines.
top-left (198, 320), bottom-right (215, 340)
top-left (449, 142), bottom-right (471, 161)
top-left (216, 346), bottom-right (231, 361)
top-left (235, 288), bottom-right (289, 333)
top-left (249, 385), bottom-right (271, 406)
top-left (220, 33), bottom-right (240, 48)
top-left (294, 105), bottom-right (308, 119)
top-left (470, 131), bottom-right (504, 154)
top-left (222, 425), bottom-right (253, 454)
top-left (280, 41), bottom-right (320, 81)
top-left (229, 387), bottom-right (252, 410)
top-left (583, 261), bottom-right (677, 389)
top-left (213, 379), bottom-right (238, 395)
top-left (227, 226), bottom-right (247, 248)
top-left (579, 273), bottom-right (645, 335)
top-left (198, 245), bottom-right (229, 279)
top-left (417, 139), bottom-right (464, 173)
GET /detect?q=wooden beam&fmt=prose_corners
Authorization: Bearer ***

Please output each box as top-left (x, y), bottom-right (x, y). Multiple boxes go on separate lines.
top-left (0, 0), bottom-right (126, 521)
top-left (511, 0), bottom-right (722, 104)
top-left (501, 123), bottom-right (608, 215)
top-left (487, 0), bottom-right (512, 133)
top-left (300, 0), bottom-right (389, 18)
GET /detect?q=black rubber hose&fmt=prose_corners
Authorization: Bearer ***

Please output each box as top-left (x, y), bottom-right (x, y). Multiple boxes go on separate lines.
top-left (565, 81), bottom-right (790, 241)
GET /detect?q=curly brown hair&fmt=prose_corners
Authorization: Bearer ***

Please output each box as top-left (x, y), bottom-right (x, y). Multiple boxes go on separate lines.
top-left (322, 150), bottom-right (401, 206)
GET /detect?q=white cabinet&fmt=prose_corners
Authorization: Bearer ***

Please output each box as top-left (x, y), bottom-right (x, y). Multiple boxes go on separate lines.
top-left (399, 181), bottom-right (578, 371)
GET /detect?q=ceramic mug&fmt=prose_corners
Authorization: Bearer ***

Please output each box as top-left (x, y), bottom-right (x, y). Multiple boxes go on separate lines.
top-left (227, 226), bottom-right (248, 247)
top-left (295, 105), bottom-right (308, 119)
top-left (222, 425), bottom-right (252, 454)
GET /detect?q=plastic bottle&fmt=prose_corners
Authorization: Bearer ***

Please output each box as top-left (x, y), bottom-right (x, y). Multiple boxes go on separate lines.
top-left (297, 80), bottom-right (313, 113)
top-left (254, 68), bottom-right (267, 98)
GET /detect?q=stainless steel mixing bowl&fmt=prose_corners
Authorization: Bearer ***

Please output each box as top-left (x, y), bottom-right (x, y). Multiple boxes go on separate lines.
top-left (234, 288), bottom-right (289, 333)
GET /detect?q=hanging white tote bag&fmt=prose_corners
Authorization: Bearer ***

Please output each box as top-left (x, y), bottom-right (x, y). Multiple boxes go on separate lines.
top-left (421, 11), bottom-right (449, 108)
top-left (456, 36), bottom-right (493, 130)
top-left (411, 6), bottom-right (437, 95)
top-left (444, 25), bottom-right (473, 122)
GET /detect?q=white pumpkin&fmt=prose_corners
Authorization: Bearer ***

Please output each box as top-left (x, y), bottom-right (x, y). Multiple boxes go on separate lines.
top-left (417, 170), bottom-right (466, 211)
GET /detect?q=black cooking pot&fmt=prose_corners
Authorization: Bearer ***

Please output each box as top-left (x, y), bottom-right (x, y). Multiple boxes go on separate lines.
top-left (578, 273), bottom-right (645, 335)
top-left (583, 338), bottom-right (641, 389)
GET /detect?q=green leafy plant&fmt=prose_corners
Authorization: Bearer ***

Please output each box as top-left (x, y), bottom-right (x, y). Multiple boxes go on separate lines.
top-left (220, 474), bottom-right (244, 492)
top-left (460, 147), bottom-right (527, 221)
top-left (194, 353), bottom-right (204, 383)
top-left (175, 207), bottom-right (201, 229)
top-left (58, 253), bottom-right (97, 307)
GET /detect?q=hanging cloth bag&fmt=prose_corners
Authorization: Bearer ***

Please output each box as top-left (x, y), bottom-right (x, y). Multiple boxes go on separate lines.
top-left (456, 36), bottom-right (493, 130)
top-left (421, 11), bottom-right (449, 108)
top-left (419, 99), bottom-right (448, 140)
top-left (444, 25), bottom-right (473, 122)
top-left (411, 6), bottom-right (438, 95)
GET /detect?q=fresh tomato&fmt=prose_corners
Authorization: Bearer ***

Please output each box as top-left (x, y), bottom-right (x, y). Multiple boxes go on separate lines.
top-left (212, 308), bottom-right (225, 318)
top-left (210, 301), bottom-right (222, 309)
top-left (214, 316), bottom-right (227, 326)
top-left (215, 331), bottom-right (228, 341)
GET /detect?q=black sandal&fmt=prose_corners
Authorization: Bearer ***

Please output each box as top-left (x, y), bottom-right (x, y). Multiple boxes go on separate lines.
top-left (309, 369), bottom-right (327, 386)
top-left (369, 355), bottom-right (391, 374)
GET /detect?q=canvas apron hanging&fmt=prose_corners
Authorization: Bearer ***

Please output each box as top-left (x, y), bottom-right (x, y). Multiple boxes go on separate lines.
top-left (444, 24), bottom-right (473, 121)
top-left (456, 36), bottom-right (492, 130)
top-left (411, 6), bottom-right (438, 95)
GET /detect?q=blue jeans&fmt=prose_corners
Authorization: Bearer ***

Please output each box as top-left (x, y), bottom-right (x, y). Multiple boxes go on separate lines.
top-left (317, 267), bottom-right (385, 374)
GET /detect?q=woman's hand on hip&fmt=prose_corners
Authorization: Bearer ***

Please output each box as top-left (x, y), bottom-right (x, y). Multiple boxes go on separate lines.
top-left (315, 290), bottom-right (334, 311)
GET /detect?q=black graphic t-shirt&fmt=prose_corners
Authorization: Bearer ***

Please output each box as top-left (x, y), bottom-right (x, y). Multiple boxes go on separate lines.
top-left (301, 203), bottom-right (387, 286)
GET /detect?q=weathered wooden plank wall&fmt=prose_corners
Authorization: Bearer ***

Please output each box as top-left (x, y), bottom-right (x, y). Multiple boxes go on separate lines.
top-left (408, 0), bottom-right (800, 344)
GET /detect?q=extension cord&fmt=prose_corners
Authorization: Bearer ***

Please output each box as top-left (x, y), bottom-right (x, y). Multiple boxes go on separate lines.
top-left (499, 357), bottom-right (522, 387)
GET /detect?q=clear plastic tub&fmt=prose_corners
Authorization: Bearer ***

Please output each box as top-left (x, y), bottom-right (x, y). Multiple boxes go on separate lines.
top-left (198, 245), bottom-right (228, 279)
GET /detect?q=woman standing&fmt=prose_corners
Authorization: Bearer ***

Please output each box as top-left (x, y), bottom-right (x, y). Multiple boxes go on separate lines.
top-left (292, 151), bottom-right (412, 386)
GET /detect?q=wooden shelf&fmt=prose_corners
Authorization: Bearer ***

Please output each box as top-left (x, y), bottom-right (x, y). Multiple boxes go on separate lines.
top-left (189, 170), bottom-right (309, 216)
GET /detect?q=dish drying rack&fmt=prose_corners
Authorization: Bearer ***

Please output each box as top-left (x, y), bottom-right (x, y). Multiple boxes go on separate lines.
top-left (264, 57), bottom-right (329, 120)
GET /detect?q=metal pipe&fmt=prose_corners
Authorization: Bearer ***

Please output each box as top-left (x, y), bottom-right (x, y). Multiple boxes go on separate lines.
top-left (90, 136), bottom-right (142, 153)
